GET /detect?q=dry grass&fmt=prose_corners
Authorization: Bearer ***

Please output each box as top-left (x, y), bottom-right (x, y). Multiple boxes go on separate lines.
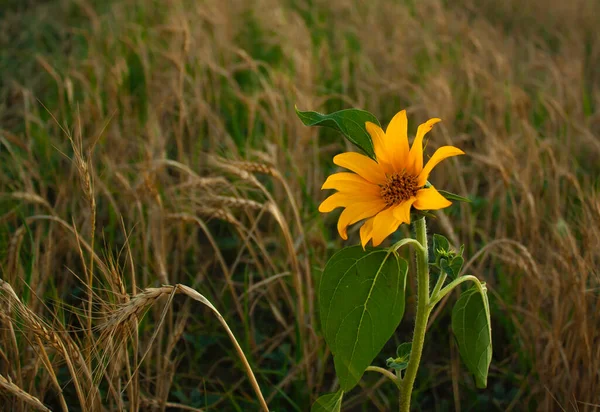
top-left (1, 0), bottom-right (599, 410)
top-left (0, 373), bottom-right (51, 412)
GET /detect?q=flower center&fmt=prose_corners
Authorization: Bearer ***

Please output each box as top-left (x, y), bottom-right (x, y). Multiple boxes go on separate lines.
top-left (380, 171), bottom-right (419, 207)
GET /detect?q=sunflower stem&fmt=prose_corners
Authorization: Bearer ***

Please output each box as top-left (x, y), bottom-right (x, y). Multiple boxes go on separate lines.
top-left (399, 217), bottom-right (431, 412)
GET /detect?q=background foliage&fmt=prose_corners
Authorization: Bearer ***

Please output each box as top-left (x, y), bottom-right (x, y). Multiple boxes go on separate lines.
top-left (1, 0), bottom-right (599, 410)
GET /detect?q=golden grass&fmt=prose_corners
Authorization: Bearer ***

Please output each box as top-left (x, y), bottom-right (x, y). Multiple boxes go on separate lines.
top-left (1, 0), bottom-right (599, 410)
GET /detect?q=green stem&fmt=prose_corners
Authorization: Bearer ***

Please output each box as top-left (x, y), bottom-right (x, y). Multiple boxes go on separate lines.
top-left (399, 217), bottom-right (431, 412)
top-left (390, 238), bottom-right (426, 255)
top-left (365, 366), bottom-right (401, 388)
top-left (430, 272), bottom-right (447, 301)
top-left (428, 274), bottom-right (481, 308)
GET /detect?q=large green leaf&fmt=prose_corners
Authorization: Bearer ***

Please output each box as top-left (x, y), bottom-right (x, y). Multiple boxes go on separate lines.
top-left (451, 284), bottom-right (492, 388)
top-left (295, 107), bottom-right (378, 158)
top-left (311, 390), bottom-right (344, 412)
top-left (320, 246), bottom-right (408, 391)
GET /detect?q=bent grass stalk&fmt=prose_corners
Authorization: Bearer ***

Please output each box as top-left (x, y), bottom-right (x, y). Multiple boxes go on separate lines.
top-left (176, 284), bottom-right (269, 411)
top-left (101, 284), bottom-right (269, 411)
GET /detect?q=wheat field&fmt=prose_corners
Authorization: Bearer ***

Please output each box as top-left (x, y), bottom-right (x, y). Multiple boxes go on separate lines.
top-left (1, 0), bottom-right (599, 410)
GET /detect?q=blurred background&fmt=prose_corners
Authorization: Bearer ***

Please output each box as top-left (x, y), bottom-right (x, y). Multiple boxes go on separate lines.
top-left (1, 0), bottom-right (599, 410)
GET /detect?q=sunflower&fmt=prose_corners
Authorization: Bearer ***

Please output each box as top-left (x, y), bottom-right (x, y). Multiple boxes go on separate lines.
top-left (319, 110), bottom-right (465, 247)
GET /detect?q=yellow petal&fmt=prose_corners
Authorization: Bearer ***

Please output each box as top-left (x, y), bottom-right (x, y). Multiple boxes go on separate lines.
top-left (318, 192), bottom-right (356, 213)
top-left (385, 110), bottom-right (410, 170)
top-left (392, 197), bottom-right (416, 224)
top-left (413, 187), bottom-right (452, 210)
top-left (408, 118), bottom-right (442, 175)
top-left (371, 207), bottom-right (402, 247)
top-left (337, 200), bottom-right (387, 240)
top-left (321, 172), bottom-right (381, 196)
top-left (366, 122), bottom-right (394, 174)
top-left (359, 217), bottom-right (375, 249)
top-left (333, 152), bottom-right (387, 185)
top-left (417, 146), bottom-right (465, 187)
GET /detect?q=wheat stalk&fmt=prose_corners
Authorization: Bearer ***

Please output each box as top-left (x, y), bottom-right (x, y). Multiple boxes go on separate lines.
top-left (231, 160), bottom-right (277, 176)
top-left (206, 195), bottom-right (264, 210)
top-left (207, 154), bottom-right (312, 386)
top-left (99, 283), bottom-right (270, 411)
top-left (0, 374), bottom-right (51, 412)
top-left (0, 278), bottom-right (96, 410)
top-left (99, 285), bottom-right (175, 332)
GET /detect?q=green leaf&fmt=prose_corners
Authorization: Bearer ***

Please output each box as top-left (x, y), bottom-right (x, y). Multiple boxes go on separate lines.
top-left (432, 234), bottom-right (450, 255)
top-left (396, 341), bottom-right (412, 359)
top-left (432, 234), bottom-right (464, 279)
top-left (311, 390), bottom-right (344, 412)
top-left (320, 246), bottom-right (408, 391)
top-left (451, 284), bottom-right (492, 388)
top-left (295, 107), bottom-right (378, 158)
top-left (440, 255), bottom-right (464, 280)
top-left (386, 341), bottom-right (412, 371)
top-left (437, 189), bottom-right (471, 203)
